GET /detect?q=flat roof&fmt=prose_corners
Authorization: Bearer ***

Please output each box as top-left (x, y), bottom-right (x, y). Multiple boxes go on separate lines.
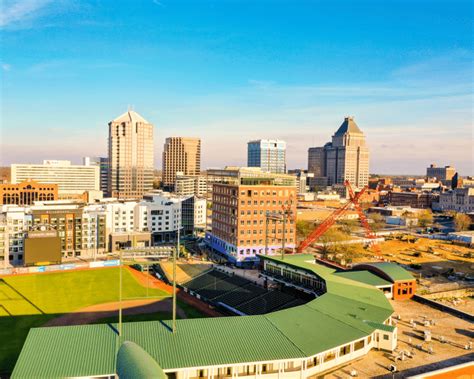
top-left (12, 256), bottom-right (393, 378)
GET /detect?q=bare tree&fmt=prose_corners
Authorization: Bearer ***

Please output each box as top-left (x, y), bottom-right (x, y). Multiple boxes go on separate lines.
top-left (454, 213), bottom-right (472, 231)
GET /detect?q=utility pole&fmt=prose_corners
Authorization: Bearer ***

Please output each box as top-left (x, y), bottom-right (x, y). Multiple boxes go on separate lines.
top-left (172, 223), bottom-right (179, 334)
top-left (265, 211), bottom-right (269, 255)
top-left (118, 248), bottom-right (123, 337)
top-left (281, 212), bottom-right (286, 260)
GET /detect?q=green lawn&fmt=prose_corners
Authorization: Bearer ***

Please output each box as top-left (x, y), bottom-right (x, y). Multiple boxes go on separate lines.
top-left (0, 267), bottom-right (172, 374)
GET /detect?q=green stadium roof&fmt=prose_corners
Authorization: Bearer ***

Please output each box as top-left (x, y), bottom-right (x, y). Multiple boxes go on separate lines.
top-left (117, 341), bottom-right (167, 379)
top-left (353, 262), bottom-right (415, 282)
top-left (12, 255), bottom-right (393, 378)
top-left (333, 271), bottom-right (392, 287)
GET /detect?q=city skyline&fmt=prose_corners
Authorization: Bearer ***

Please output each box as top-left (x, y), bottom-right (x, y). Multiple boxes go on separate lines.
top-left (1, 0), bottom-right (472, 175)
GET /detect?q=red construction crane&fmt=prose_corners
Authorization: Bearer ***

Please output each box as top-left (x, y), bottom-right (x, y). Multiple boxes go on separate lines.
top-left (296, 180), bottom-right (381, 254)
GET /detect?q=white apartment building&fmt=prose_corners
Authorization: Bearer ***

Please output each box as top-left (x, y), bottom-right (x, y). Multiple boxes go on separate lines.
top-left (0, 205), bottom-right (32, 267)
top-left (11, 160), bottom-right (100, 199)
top-left (194, 197), bottom-right (207, 229)
top-left (175, 173), bottom-right (208, 197)
top-left (102, 201), bottom-right (148, 234)
top-left (143, 191), bottom-right (182, 243)
top-left (438, 187), bottom-right (474, 213)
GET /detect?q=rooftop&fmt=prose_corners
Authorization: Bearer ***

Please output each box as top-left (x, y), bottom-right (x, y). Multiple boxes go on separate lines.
top-left (353, 262), bottom-right (415, 282)
top-left (334, 116), bottom-right (363, 136)
top-left (111, 110), bottom-right (150, 125)
top-left (334, 270), bottom-right (392, 287)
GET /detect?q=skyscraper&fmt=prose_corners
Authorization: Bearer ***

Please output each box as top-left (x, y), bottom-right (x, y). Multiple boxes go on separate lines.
top-left (108, 110), bottom-right (154, 199)
top-left (308, 117), bottom-right (369, 188)
top-left (162, 137), bottom-right (201, 190)
top-left (83, 157), bottom-right (109, 196)
top-left (247, 139), bottom-right (286, 173)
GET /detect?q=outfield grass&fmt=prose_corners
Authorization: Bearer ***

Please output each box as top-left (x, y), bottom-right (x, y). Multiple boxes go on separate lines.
top-left (0, 267), bottom-right (172, 374)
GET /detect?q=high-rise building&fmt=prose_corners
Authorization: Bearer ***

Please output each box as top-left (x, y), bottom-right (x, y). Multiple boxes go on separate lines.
top-left (307, 117), bottom-right (369, 189)
top-left (162, 137), bottom-right (201, 189)
top-left (247, 139), bottom-right (286, 173)
top-left (426, 164), bottom-right (456, 187)
top-left (206, 167), bottom-right (297, 266)
top-left (83, 157), bottom-right (109, 195)
top-left (108, 110), bottom-right (154, 199)
top-left (11, 160), bottom-right (99, 199)
top-left (307, 146), bottom-right (327, 177)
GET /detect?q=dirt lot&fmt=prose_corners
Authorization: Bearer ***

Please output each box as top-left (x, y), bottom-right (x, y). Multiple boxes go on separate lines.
top-left (436, 297), bottom-right (474, 315)
top-left (327, 299), bottom-right (474, 378)
top-left (325, 237), bottom-right (474, 292)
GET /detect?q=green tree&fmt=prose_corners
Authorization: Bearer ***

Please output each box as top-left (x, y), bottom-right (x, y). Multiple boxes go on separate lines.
top-left (318, 228), bottom-right (348, 256)
top-left (454, 213), bottom-right (472, 231)
top-left (418, 210), bottom-right (434, 228)
top-left (338, 219), bottom-right (358, 235)
top-left (368, 212), bottom-right (385, 232)
top-left (296, 220), bottom-right (314, 239)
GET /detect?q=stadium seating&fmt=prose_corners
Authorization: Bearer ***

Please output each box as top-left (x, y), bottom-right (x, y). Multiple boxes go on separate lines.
top-left (235, 291), bottom-right (297, 315)
top-left (182, 269), bottom-right (309, 315)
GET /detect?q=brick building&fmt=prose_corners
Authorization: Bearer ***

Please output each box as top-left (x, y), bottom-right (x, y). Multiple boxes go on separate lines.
top-left (0, 180), bottom-right (57, 205)
top-left (206, 168), bottom-right (297, 266)
top-left (388, 191), bottom-right (438, 209)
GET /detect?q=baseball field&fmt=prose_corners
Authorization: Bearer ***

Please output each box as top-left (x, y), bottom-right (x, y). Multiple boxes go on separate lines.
top-left (0, 266), bottom-right (191, 374)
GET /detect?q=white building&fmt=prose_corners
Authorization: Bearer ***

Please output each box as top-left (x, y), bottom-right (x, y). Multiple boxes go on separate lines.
top-left (0, 205), bottom-right (32, 267)
top-left (194, 197), bottom-right (207, 229)
top-left (175, 173), bottom-right (208, 197)
top-left (143, 191), bottom-right (182, 243)
top-left (11, 160), bottom-right (100, 199)
top-left (438, 187), bottom-right (474, 213)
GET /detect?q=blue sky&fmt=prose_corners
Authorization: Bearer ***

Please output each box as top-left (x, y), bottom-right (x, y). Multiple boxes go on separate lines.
top-left (1, 0), bottom-right (472, 175)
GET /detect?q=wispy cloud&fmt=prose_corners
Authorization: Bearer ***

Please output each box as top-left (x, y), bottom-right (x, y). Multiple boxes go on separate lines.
top-left (1, 63), bottom-right (11, 71)
top-left (0, 0), bottom-right (53, 28)
top-left (152, 0), bottom-right (164, 7)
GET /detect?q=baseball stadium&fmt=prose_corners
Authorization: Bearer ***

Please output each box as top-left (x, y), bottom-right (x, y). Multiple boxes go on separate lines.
top-left (11, 254), bottom-right (414, 378)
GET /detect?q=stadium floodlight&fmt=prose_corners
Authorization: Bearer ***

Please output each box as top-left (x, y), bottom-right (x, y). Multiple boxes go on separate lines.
top-left (172, 220), bottom-right (180, 334)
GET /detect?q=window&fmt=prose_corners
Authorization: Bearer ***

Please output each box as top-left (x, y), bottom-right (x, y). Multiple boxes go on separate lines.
top-left (383, 334), bottom-right (389, 340)
top-left (324, 351), bottom-right (336, 362)
top-left (340, 345), bottom-right (351, 356)
top-left (354, 340), bottom-right (365, 350)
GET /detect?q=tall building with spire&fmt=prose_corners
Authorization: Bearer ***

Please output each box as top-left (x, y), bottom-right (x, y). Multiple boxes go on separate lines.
top-left (108, 110), bottom-right (154, 199)
top-left (308, 117), bottom-right (369, 189)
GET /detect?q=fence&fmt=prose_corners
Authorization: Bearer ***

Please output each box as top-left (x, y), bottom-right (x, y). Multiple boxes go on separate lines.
top-left (412, 294), bottom-right (474, 322)
top-left (0, 259), bottom-right (120, 277)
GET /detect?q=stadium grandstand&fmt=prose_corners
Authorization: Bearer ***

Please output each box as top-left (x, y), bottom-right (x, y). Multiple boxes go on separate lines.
top-left (181, 268), bottom-right (311, 315)
top-left (12, 254), bottom-right (406, 378)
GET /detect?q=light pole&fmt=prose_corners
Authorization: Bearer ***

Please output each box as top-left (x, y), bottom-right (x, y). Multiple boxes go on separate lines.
top-left (172, 221), bottom-right (180, 334)
top-left (265, 211), bottom-right (283, 258)
top-left (281, 214), bottom-right (286, 260)
top-left (118, 247), bottom-right (123, 337)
